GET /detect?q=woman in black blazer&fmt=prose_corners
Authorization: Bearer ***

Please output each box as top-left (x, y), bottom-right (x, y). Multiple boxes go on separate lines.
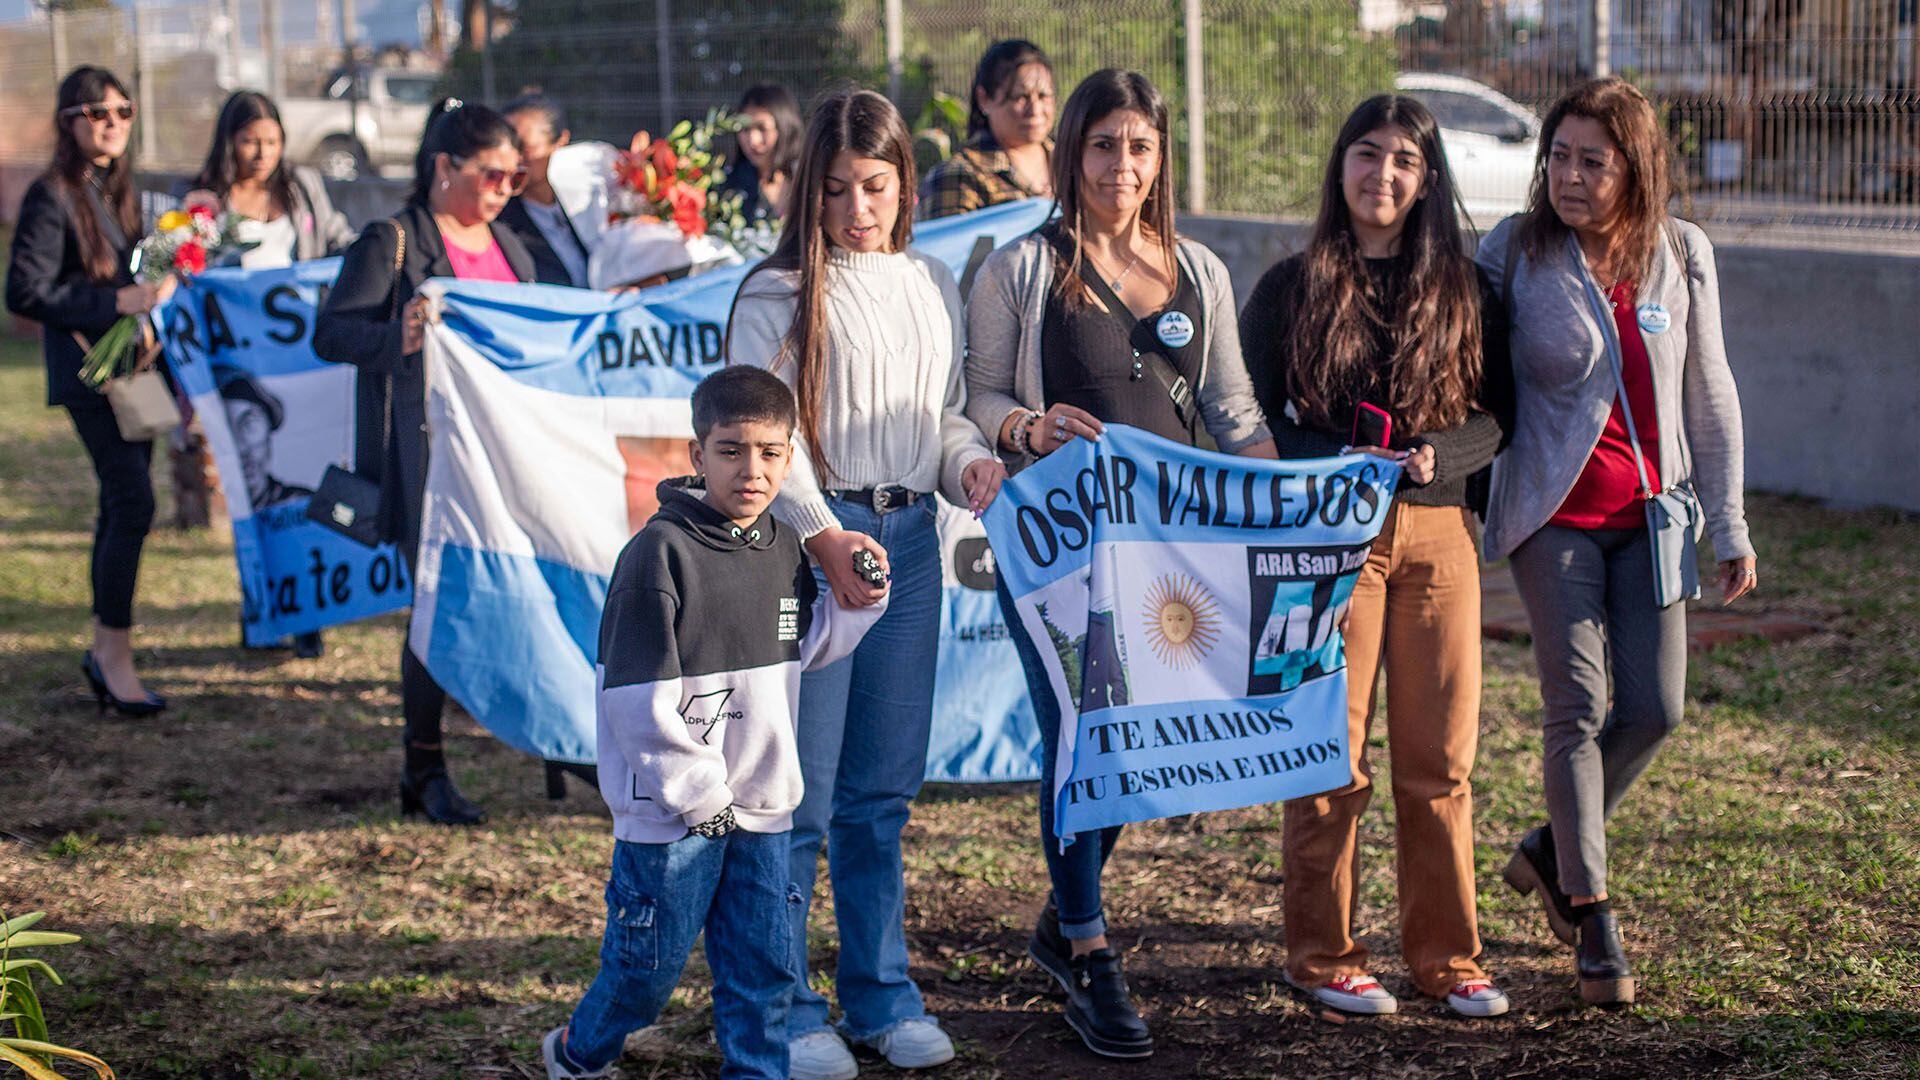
top-left (313, 98), bottom-right (534, 825)
top-left (5, 66), bottom-right (169, 718)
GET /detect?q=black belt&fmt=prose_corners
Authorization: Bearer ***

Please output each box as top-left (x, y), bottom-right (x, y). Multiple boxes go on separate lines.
top-left (827, 484), bottom-right (927, 514)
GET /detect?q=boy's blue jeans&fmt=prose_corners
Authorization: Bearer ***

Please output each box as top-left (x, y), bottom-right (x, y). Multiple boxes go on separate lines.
top-left (562, 832), bottom-right (793, 1079)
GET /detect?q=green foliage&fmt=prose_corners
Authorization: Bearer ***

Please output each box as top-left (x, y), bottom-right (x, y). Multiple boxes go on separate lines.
top-left (0, 912), bottom-right (114, 1079)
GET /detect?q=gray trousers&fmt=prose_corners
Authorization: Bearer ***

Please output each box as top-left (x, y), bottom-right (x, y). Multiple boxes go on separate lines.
top-left (1508, 525), bottom-right (1687, 896)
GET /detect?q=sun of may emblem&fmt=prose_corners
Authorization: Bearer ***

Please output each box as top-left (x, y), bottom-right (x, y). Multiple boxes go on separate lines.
top-left (1142, 573), bottom-right (1221, 669)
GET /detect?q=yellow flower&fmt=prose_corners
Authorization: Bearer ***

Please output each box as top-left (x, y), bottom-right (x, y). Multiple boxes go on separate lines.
top-left (157, 210), bottom-right (190, 232)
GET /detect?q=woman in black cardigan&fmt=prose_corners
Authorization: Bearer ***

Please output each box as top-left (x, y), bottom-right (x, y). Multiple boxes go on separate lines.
top-left (313, 99), bottom-right (534, 825)
top-left (5, 66), bottom-right (170, 718)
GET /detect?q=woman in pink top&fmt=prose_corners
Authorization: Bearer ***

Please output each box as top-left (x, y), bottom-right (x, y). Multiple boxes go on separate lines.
top-left (314, 98), bottom-right (537, 826)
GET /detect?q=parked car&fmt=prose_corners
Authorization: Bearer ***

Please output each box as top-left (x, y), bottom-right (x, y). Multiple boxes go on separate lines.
top-left (279, 67), bottom-right (440, 182)
top-left (1396, 72), bottom-right (1541, 226)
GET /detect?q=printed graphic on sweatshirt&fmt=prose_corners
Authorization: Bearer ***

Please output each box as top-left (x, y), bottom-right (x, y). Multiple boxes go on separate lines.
top-left (679, 688), bottom-right (739, 745)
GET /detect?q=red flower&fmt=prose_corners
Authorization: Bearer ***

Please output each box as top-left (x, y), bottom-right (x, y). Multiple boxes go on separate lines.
top-left (647, 141), bottom-right (679, 187)
top-left (174, 241), bottom-right (207, 275)
top-left (187, 204), bottom-right (215, 223)
top-left (666, 183), bottom-right (707, 238)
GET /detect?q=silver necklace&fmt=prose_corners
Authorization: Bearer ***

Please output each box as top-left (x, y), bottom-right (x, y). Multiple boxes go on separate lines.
top-left (1095, 248), bottom-right (1142, 292)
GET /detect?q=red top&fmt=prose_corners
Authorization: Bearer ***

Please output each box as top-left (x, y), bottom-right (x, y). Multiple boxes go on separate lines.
top-left (445, 236), bottom-right (519, 283)
top-left (1550, 280), bottom-right (1661, 530)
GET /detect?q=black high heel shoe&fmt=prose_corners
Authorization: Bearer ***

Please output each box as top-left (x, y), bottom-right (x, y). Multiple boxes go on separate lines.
top-left (543, 759), bottom-right (600, 801)
top-left (400, 768), bottom-right (488, 826)
top-left (80, 652), bottom-right (166, 718)
top-left (1503, 824), bottom-right (1577, 946)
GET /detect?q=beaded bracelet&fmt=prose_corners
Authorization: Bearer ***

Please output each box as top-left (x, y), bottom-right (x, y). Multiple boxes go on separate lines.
top-left (1008, 409), bottom-right (1040, 458)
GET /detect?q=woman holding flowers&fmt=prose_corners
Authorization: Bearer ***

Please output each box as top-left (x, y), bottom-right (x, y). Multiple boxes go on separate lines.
top-left (6, 66), bottom-right (170, 717)
top-left (313, 98), bottom-right (537, 826)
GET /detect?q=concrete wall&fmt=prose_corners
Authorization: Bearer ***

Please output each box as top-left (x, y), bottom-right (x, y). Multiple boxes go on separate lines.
top-left (1180, 213), bottom-right (1920, 512)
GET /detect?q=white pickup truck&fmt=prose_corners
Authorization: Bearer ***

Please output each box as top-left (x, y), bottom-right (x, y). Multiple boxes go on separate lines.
top-left (278, 67), bottom-right (440, 182)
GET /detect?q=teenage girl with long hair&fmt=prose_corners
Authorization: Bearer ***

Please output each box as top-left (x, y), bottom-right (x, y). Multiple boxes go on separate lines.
top-left (726, 89), bottom-right (1003, 1080)
top-left (1240, 93), bottom-right (1517, 1019)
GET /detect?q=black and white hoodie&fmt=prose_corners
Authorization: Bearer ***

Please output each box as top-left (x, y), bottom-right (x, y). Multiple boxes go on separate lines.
top-left (596, 477), bottom-right (884, 843)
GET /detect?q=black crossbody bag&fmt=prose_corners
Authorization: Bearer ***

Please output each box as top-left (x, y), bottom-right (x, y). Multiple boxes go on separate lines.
top-left (306, 221), bottom-right (404, 548)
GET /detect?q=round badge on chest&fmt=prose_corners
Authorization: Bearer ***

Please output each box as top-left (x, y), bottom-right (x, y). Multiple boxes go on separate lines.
top-left (1636, 302), bottom-right (1671, 335)
top-left (1156, 310), bottom-right (1195, 349)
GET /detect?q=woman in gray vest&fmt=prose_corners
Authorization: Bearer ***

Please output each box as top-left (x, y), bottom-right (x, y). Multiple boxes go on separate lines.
top-left (1475, 77), bottom-right (1757, 1008)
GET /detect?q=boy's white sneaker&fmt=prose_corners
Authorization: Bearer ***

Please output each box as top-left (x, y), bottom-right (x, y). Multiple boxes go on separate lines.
top-left (543, 1026), bottom-right (614, 1080)
top-left (789, 1029), bottom-right (859, 1080)
top-left (861, 1017), bottom-right (955, 1069)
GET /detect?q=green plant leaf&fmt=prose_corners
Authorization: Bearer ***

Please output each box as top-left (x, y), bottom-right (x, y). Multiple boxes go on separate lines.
top-left (0, 961), bottom-right (61, 985)
top-left (0, 934), bottom-right (80, 950)
top-left (0, 914), bottom-right (46, 939)
top-left (0, 1042), bottom-right (65, 1080)
top-left (0, 1037), bottom-right (114, 1079)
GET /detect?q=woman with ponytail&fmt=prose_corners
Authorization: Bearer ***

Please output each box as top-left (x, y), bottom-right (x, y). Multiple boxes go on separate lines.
top-left (313, 98), bottom-right (537, 825)
top-left (726, 88), bottom-right (1002, 1080)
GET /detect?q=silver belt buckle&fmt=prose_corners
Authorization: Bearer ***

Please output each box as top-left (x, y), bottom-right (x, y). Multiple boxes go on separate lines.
top-left (872, 484), bottom-right (908, 514)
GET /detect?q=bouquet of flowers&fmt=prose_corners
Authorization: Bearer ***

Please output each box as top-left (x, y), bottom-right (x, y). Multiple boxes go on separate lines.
top-left (79, 205), bottom-right (256, 388)
top-left (609, 109), bottom-right (752, 247)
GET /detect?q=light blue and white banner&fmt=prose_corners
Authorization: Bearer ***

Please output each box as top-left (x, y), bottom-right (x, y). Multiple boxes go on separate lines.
top-left (982, 425), bottom-right (1400, 839)
top-left (412, 199), bottom-right (1051, 772)
top-left (158, 259), bottom-right (414, 646)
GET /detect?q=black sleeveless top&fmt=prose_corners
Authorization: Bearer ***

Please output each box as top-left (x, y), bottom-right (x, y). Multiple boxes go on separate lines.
top-left (1039, 226), bottom-right (1205, 445)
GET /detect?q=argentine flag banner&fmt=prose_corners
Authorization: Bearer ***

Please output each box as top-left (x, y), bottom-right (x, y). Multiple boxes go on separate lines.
top-left (158, 259), bottom-right (414, 646)
top-left (411, 199), bottom-right (1053, 768)
top-left (982, 425), bottom-right (1400, 839)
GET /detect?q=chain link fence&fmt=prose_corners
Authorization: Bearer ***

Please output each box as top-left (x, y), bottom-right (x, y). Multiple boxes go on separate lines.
top-left (2, 0), bottom-right (1915, 237)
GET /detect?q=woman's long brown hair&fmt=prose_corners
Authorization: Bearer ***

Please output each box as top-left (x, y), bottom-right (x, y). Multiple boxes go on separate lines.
top-left (1518, 77), bottom-right (1672, 286)
top-left (1286, 94), bottom-right (1482, 437)
top-left (726, 89), bottom-right (915, 483)
top-left (1048, 69), bottom-right (1178, 310)
top-left (46, 66), bottom-right (141, 284)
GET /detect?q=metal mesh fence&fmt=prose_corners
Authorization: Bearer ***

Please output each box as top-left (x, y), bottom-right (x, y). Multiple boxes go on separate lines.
top-left (2, 0), bottom-right (1915, 237)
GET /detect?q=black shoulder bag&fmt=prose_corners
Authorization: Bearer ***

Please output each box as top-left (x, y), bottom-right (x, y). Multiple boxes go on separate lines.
top-left (305, 220), bottom-right (404, 548)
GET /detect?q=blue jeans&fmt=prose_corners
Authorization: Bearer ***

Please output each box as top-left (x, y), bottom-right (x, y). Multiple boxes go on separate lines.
top-left (564, 833), bottom-right (792, 1079)
top-left (996, 575), bottom-right (1123, 940)
top-left (788, 495), bottom-right (941, 1039)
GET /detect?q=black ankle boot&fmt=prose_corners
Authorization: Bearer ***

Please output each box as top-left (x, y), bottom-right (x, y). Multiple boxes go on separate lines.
top-left (1063, 948), bottom-right (1153, 1060)
top-left (1572, 901), bottom-right (1635, 1007)
top-left (400, 767), bottom-right (488, 826)
top-left (1028, 900), bottom-right (1073, 988)
top-left (1504, 824), bottom-right (1576, 946)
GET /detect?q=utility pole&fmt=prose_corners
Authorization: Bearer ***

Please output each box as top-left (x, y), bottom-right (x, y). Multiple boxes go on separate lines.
top-left (885, 0), bottom-right (904, 104)
top-left (1183, 0), bottom-right (1206, 213)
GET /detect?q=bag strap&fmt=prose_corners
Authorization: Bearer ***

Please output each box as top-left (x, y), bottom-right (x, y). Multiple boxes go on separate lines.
top-left (386, 219), bottom-right (407, 321)
top-left (1064, 237), bottom-right (1202, 436)
top-left (1571, 234), bottom-right (1656, 500)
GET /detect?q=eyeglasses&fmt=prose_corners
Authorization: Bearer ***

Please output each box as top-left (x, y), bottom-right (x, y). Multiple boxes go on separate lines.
top-left (61, 102), bottom-right (137, 124)
top-left (454, 157), bottom-right (529, 195)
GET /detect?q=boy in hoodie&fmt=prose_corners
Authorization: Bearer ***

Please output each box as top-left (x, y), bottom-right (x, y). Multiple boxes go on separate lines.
top-left (544, 366), bottom-right (888, 1080)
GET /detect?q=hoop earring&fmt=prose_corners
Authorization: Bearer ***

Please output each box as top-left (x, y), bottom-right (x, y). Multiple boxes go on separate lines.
top-left (439, 179), bottom-right (450, 191)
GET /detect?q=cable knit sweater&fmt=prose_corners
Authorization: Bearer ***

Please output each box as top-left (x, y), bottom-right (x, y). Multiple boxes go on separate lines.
top-left (726, 247), bottom-right (996, 539)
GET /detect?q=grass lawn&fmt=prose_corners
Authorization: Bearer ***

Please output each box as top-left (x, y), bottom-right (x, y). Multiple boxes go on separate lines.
top-left (0, 336), bottom-right (1915, 1078)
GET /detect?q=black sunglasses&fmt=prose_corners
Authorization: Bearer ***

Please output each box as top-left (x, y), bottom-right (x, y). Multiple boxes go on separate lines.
top-left (61, 102), bottom-right (137, 124)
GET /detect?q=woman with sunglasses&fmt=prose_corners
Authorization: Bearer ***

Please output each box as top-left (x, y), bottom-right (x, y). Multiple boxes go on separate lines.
top-left (314, 98), bottom-right (537, 826)
top-left (7, 67), bottom-right (171, 718)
